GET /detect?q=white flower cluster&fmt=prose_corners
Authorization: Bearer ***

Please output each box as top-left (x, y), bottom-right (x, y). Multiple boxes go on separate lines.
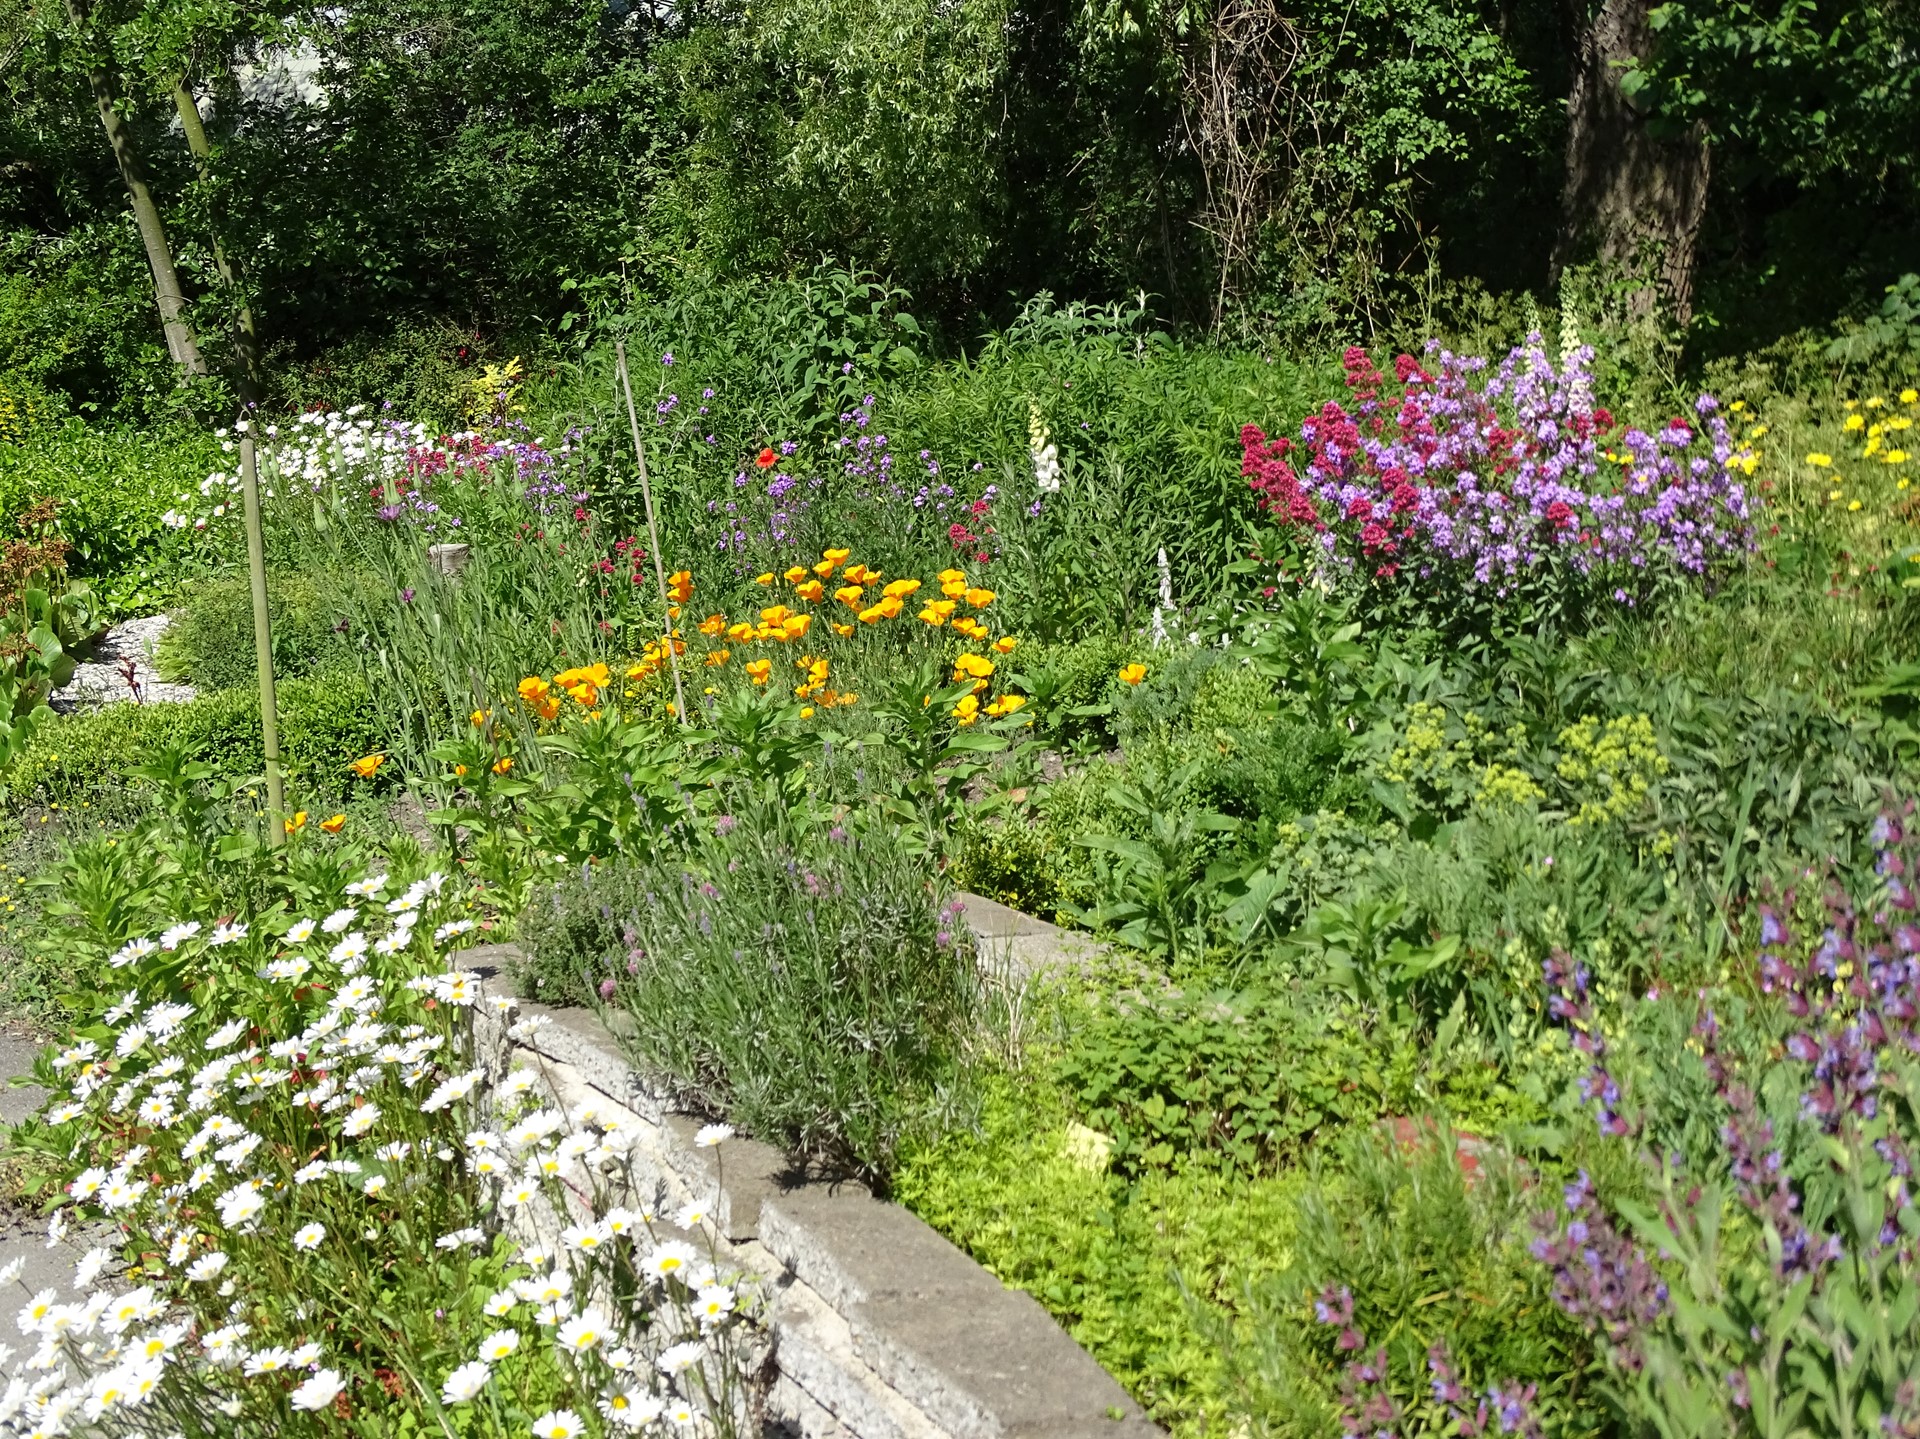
top-left (8, 864), bottom-right (755, 1437)
top-left (1028, 400), bottom-right (1061, 494)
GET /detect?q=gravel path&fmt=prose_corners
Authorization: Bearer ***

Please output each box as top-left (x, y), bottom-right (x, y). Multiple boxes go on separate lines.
top-left (0, 1027), bottom-right (96, 1301)
top-left (50, 613), bottom-right (197, 713)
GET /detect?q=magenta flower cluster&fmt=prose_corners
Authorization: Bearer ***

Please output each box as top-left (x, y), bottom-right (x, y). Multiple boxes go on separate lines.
top-left (1244, 338), bottom-right (1756, 602)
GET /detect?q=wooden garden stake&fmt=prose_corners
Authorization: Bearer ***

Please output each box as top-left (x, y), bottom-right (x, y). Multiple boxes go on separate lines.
top-left (615, 340), bottom-right (689, 725)
top-left (239, 433), bottom-right (287, 841)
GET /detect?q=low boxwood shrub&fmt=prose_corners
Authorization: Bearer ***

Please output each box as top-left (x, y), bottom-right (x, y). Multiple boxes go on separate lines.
top-left (518, 796), bottom-right (982, 1185)
top-left (6, 668), bottom-right (385, 807)
top-left (157, 568), bottom-right (360, 689)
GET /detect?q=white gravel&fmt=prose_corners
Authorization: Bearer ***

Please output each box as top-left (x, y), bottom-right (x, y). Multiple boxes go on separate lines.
top-left (49, 613), bottom-right (197, 713)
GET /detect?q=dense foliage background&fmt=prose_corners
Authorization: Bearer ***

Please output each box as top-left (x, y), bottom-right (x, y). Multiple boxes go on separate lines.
top-left (3, 0), bottom-right (1917, 425)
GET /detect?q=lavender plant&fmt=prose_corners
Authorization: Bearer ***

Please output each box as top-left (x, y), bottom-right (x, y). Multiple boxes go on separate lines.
top-left (1532, 815), bottom-right (1920, 1439)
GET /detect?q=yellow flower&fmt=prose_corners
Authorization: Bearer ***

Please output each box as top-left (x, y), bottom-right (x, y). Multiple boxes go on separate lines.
top-left (794, 580), bottom-right (825, 602)
top-left (783, 566), bottom-right (809, 583)
top-left (1119, 663), bottom-right (1147, 685)
top-left (1829, 489), bottom-right (1844, 501)
top-left (1849, 500), bottom-right (1863, 511)
top-left (755, 572), bottom-right (775, 586)
top-left (492, 756), bottom-right (515, 775)
top-left (453, 764), bottom-right (468, 777)
top-left (842, 563), bottom-right (874, 584)
top-left (284, 810), bottom-right (309, 835)
top-left (813, 558), bottom-right (838, 579)
top-left (834, 585), bottom-right (865, 609)
top-left (699, 613), bottom-right (728, 636)
top-left (705, 649), bottom-right (730, 667)
top-left (1890, 416), bottom-right (1913, 431)
top-left (470, 709), bottom-right (490, 726)
top-left (759, 605), bottom-right (793, 627)
top-left (745, 660), bottom-right (771, 685)
top-left (1748, 424), bottom-right (1768, 438)
top-left (952, 693), bottom-right (980, 725)
top-left (1845, 414), bottom-right (1866, 432)
top-left (964, 587), bottom-right (996, 608)
top-left (800, 706), bottom-right (815, 719)
top-left (953, 653), bottom-right (995, 681)
top-left (782, 614), bottom-right (813, 639)
top-left (993, 636), bottom-right (1019, 654)
top-left (937, 568), bottom-right (966, 585)
top-left (320, 814), bottom-right (346, 834)
top-left (952, 617), bottom-right (989, 640)
top-left (985, 694), bottom-right (1027, 717)
top-left (1887, 450), bottom-right (1910, 465)
top-left (349, 753), bottom-right (385, 779)
top-left (832, 622), bottom-right (854, 638)
top-left (726, 622), bottom-right (754, 642)
top-left (824, 548), bottom-right (852, 564)
top-left (882, 578), bottom-right (922, 599)
top-left (667, 570), bottom-right (694, 603)
top-left (940, 581), bottom-right (968, 599)
top-left (1806, 452), bottom-right (1833, 467)
top-left (1867, 396), bottom-right (1887, 409)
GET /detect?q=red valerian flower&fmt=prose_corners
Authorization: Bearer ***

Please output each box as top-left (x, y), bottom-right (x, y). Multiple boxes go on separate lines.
top-left (755, 447), bottom-right (778, 469)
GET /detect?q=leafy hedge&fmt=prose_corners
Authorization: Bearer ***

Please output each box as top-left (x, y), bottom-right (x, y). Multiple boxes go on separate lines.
top-left (6, 670), bottom-right (384, 807)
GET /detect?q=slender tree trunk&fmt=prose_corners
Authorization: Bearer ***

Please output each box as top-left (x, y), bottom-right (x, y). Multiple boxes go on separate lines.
top-left (1552, 0), bottom-right (1710, 324)
top-left (173, 79), bottom-right (261, 404)
top-left (63, 0), bottom-right (207, 376)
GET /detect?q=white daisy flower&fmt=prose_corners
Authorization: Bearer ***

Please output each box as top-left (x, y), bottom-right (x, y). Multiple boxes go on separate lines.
top-left (158, 922), bottom-right (202, 951)
top-left (477, 1328), bottom-right (520, 1361)
top-left (293, 1224), bottom-right (326, 1252)
top-left (209, 922), bottom-right (247, 947)
top-left (440, 1360), bottom-right (491, 1405)
top-left (321, 908), bottom-right (358, 935)
top-left (285, 918), bottom-right (317, 944)
top-left (530, 1409), bottom-right (584, 1439)
top-left (290, 1368), bottom-right (344, 1412)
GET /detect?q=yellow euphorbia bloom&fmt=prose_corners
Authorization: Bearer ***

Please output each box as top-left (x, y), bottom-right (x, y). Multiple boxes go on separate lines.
top-left (745, 660), bottom-right (772, 685)
top-left (1119, 663), bottom-right (1147, 685)
top-left (349, 753), bottom-right (385, 779)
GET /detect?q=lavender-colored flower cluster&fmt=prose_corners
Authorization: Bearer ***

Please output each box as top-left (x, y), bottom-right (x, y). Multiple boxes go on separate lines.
top-left (1253, 338), bottom-right (1758, 601)
top-left (1314, 1286), bottom-right (1543, 1439)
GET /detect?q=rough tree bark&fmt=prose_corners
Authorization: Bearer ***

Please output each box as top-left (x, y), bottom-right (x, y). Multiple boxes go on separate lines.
top-left (1553, 0), bottom-right (1711, 324)
top-left (173, 78), bottom-right (261, 404)
top-left (63, 0), bottom-right (208, 377)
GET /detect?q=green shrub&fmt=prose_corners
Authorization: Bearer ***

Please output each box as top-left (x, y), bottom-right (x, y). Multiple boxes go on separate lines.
top-left (1203, 1123), bottom-right (1604, 1439)
top-left (157, 568), bottom-right (358, 690)
top-left (518, 796), bottom-right (982, 1184)
top-left (6, 669), bottom-right (385, 807)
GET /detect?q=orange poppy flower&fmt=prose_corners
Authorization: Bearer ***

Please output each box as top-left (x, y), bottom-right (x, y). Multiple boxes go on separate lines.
top-left (756, 447), bottom-right (778, 469)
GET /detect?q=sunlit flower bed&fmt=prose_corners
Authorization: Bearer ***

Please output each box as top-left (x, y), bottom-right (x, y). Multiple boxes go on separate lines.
top-left (1, 868), bottom-right (756, 1438)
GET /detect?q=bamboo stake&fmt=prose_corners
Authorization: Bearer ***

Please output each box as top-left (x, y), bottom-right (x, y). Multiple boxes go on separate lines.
top-left (239, 433), bottom-right (286, 841)
top-left (615, 341), bottom-right (689, 725)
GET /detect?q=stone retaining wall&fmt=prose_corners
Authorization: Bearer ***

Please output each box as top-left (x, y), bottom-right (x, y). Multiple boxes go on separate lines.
top-left (465, 895), bottom-right (1159, 1439)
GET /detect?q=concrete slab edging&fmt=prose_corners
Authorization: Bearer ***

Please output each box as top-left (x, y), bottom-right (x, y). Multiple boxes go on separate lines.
top-left (465, 894), bottom-right (1158, 1439)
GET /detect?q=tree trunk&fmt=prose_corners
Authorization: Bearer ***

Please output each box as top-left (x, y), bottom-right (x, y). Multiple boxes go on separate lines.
top-left (173, 79), bottom-right (262, 405)
top-left (1553, 0), bottom-right (1710, 324)
top-left (64, 0), bottom-right (207, 377)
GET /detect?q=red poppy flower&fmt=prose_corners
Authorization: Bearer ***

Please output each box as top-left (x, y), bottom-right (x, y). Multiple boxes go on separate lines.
top-left (756, 447), bottom-right (778, 469)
